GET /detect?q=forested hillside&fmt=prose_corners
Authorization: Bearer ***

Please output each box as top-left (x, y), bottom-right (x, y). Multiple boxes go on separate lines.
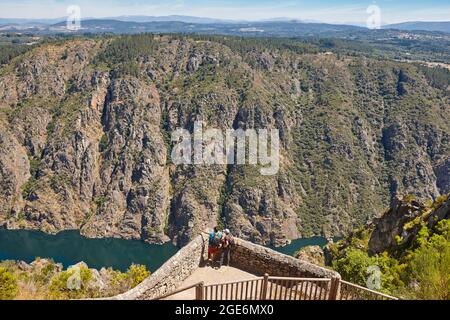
top-left (0, 34), bottom-right (448, 246)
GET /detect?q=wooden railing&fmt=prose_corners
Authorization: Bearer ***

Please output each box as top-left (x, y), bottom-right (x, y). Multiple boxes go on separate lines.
top-left (203, 277), bottom-right (265, 300)
top-left (200, 275), bottom-right (340, 301)
top-left (265, 276), bottom-right (339, 300)
top-left (154, 275), bottom-right (397, 301)
top-left (339, 280), bottom-right (399, 300)
top-left (153, 282), bottom-right (204, 300)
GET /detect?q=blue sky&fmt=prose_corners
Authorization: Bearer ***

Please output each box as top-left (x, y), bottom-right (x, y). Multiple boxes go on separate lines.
top-left (1, 0), bottom-right (449, 24)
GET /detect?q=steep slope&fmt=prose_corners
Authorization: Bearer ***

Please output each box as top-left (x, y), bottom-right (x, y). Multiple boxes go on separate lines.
top-left (0, 35), bottom-right (448, 246)
top-left (325, 194), bottom-right (449, 299)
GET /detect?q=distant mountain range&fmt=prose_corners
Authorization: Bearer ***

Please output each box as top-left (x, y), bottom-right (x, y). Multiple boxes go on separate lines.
top-left (383, 21), bottom-right (450, 33)
top-left (0, 15), bottom-right (241, 25)
top-left (0, 16), bottom-right (449, 35)
top-left (0, 18), bottom-right (65, 25)
top-left (0, 18), bottom-right (367, 38)
top-left (104, 15), bottom-right (239, 24)
top-left (49, 19), bottom-right (365, 35)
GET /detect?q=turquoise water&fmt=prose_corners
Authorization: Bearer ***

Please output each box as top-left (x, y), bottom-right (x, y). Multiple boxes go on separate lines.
top-left (0, 229), bottom-right (330, 272)
top-left (0, 229), bottom-right (178, 272)
top-left (268, 236), bottom-right (329, 256)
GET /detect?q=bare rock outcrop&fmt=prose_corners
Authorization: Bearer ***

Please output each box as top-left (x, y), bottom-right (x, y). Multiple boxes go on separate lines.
top-left (294, 245), bottom-right (325, 266)
top-left (0, 36), bottom-right (448, 247)
top-left (368, 195), bottom-right (450, 255)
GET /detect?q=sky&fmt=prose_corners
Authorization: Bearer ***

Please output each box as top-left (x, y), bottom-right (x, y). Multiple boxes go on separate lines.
top-left (0, 0), bottom-right (449, 25)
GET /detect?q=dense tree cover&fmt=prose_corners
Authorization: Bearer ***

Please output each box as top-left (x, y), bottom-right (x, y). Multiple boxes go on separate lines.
top-left (93, 34), bottom-right (157, 77)
top-left (190, 35), bottom-right (320, 55)
top-left (72, 32), bottom-right (450, 83)
top-left (0, 44), bottom-right (33, 66)
top-left (332, 249), bottom-right (405, 295)
top-left (330, 195), bottom-right (450, 299)
top-left (417, 64), bottom-right (450, 90)
top-left (93, 33), bottom-right (320, 78)
top-left (404, 220), bottom-right (450, 300)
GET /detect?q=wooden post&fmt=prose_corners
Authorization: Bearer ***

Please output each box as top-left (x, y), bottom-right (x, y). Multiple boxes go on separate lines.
top-left (196, 282), bottom-right (204, 300)
top-left (261, 273), bottom-right (269, 300)
top-left (328, 277), bottom-right (340, 300)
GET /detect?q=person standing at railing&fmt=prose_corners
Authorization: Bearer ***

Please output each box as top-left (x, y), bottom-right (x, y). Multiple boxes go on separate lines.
top-left (219, 229), bottom-right (235, 267)
top-left (208, 227), bottom-right (222, 263)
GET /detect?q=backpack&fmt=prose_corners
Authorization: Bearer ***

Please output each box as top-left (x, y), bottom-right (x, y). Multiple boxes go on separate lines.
top-left (208, 232), bottom-right (215, 245)
top-left (212, 232), bottom-right (222, 246)
top-left (226, 234), bottom-right (235, 247)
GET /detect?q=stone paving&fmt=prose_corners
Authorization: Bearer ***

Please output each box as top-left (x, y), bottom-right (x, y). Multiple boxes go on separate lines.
top-left (165, 265), bottom-right (258, 300)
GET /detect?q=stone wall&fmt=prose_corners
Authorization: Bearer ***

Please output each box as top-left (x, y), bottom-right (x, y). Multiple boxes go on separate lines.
top-left (230, 238), bottom-right (340, 279)
top-left (107, 233), bottom-right (208, 300)
top-left (107, 234), bottom-right (340, 300)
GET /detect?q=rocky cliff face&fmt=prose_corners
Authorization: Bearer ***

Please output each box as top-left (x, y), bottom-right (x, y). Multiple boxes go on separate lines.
top-left (324, 194), bottom-right (450, 262)
top-left (368, 194), bottom-right (450, 255)
top-left (0, 35), bottom-right (449, 246)
top-left (294, 245), bottom-right (325, 266)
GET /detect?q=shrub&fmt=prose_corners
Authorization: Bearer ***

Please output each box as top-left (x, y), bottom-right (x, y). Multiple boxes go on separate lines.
top-left (98, 134), bottom-right (108, 152)
top-left (0, 44), bottom-right (32, 66)
top-left (406, 243), bottom-right (450, 299)
top-left (332, 248), bottom-right (404, 295)
top-left (404, 220), bottom-right (450, 300)
top-left (28, 156), bottom-right (41, 177)
top-left (126, 264), bottom-right (150, 288)
top-left (332, 248), bottom-right (373, 286)
top-left (33, 262), bottom-right (57, 285)
top-left (21, 178), bottom-right (38, 199)
top-left (0, 267), bottom-right (18, 300)
top-left (49, 173), bottom-right (70, 191)
top-left (403, 194), bottom-right (415, 203)
top-left (47, 265), bottom-right (93, 300)
top-left (109, 264), bottom-right (150, 292)
top-left (94, 195), bottom-right (108, 209)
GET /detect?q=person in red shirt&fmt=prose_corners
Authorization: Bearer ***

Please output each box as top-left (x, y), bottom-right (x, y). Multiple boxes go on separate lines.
top-left (208, 227), bottom-right (222, 262)
top-left (219, 229), bottom-right (234, 267)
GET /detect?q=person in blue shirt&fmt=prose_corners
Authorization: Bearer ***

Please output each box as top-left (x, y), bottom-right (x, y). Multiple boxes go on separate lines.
top-left (208, 227), bottom-right (222, 262)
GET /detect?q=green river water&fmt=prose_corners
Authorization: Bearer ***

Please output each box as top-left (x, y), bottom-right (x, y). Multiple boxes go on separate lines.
top-left (0, 229), bottom-right (328, 272)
